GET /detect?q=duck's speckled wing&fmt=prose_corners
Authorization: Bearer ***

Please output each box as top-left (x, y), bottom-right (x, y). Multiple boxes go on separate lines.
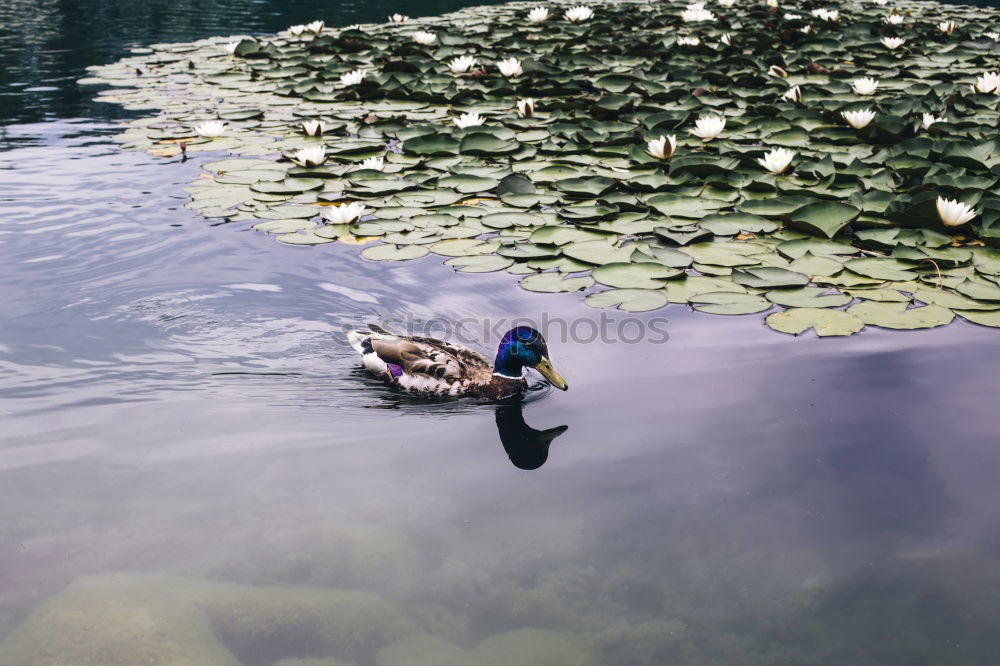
top-left (348, 324), bottom-right (494, 395)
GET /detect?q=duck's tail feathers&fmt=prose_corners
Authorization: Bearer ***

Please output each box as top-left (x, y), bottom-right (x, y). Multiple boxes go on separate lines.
top-left (347, 329), bottom-right (369, 354)
top-left (367, 323), bottom-right (391, 335)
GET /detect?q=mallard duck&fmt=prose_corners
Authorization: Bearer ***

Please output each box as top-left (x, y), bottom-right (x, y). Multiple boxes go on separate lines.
top-left (347, 324), bottom-right (568, 399)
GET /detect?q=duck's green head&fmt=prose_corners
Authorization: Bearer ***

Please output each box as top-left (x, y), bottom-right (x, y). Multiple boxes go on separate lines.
top-left (494, 327), bottom-right (568, 391)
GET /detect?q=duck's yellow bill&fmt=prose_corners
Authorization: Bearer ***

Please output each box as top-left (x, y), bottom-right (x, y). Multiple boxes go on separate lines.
top-left (535, 356), bottom-right (568, 391)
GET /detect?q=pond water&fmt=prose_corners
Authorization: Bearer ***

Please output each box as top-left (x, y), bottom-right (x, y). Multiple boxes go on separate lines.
top-left (3, 1), bottom-right (1000, 665)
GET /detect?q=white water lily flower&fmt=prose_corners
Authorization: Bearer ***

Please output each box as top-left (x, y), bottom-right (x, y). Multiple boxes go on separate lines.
top-left (682, 7), bottom-right (716, 22)
top-left (449, 56), bottom-right (477, 73)
top-left (768, 65), bottom-right (789, 78)
top-left (453, 111), bottom-right (485, 128)
top-left (388, 13), bottom-right (408, 22)
top-left (323, 202), bottom-right (367, 225)
top-left (766, 0), bottom-right (778, 8)
top-left (564, 6), bottom-right (594, 23)
top-left (720, 33), bottom-right (732, 46)
top-left (301, 119), bottom-right (326, 136)
top-left (223, 41), bottom-right (240, 55)
top-left (412, 31), bottom-right (437, 45)
top-left (883, 14), bottom-right (904, 25)
top-left (842, 108), bottom-right (876, 129)
top-left (342, 24), bottom-right (361, 31)
top-left (290, 146), bottom-right (327, 167)
top-left (528, 7), bottom-right (549, 23)
top-left (686, 1), bottom-right (706, 8)
top-left (646, 135), bottom-right (677, 159)
top-left (986, 31), bottom-right (1000, 41)
top-left (973, 71), bottom-right (1000, 93)
top-left (516, 98), bottom-right (535, 118)
top-left (938, 20), bottom-right (957, 35)
top-left (677, 36), bottom-right (701, 46)
top-left (340, 69), bottom-right (365, 86)
top-left (874, 0), bottom-right (888, 5)
top-left (812, 8), bottom-right (839, 21)
top-left (936, 197), bottom-right (976, 227)
top-left (497, 57), bottom-right (523, 77)
top-left (800, 25), bottom-right (813, 34)
top-left (719, 0), bottom-right (736, 6)
top-left (194, 120), bottom-right (226, 137)
top-left (881, 36), bottom-right (905, 49)
top-left (782, 84), bottom-right (802, 102)
top-left (852, 77), bottom-right (879, 95)
top-left (359, 155), bottom-right (385, 171)
top-left (306, 20), bottom-right (325, 34)
top-left (691, 115), bottom-right (726, 141)
top-left (288, 25), bottom-right (307, 36)
top-left (784, 12), bottom-right (801, 20)
top-left (921, 113), bottom-right (945, 129)
top-left (758, 148), bottom-right (795, 174)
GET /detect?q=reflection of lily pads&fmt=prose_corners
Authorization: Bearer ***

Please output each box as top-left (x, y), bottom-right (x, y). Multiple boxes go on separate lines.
top-left (691, 292), bottom-right (772, 315)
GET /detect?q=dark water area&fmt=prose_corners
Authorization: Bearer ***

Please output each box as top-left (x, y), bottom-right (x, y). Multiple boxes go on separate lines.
top-left (3, 1), bottom-right (1000, 665)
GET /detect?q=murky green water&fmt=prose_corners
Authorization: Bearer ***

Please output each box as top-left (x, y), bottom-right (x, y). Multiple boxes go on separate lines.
top-left (3, 1), bottom-right (1000, 664)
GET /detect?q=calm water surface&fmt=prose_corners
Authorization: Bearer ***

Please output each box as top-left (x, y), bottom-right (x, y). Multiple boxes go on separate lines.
top-left (2, 1), bottom-right (1000, 665)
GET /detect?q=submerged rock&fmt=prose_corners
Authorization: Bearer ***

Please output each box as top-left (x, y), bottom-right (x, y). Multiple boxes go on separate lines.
top-left (0, 575), bottom-right (239, 666)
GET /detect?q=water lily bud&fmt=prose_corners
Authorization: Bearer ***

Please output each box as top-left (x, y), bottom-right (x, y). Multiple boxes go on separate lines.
top-left (973, 71), bottom-right (1000, 93)
top-left (782, 84), bottom-right (802, 103)
top-left (359, 155), bottom-right (385, 171)
top-left (852, 77), bottom-right (879, 95)
top-left (528, 7), bottom-right (549, 23)
top-left (921, 113), bottom-right (945, 130)
top-left (194, 120), bottom-right (226, 137)
top-left (448, 56), bottom-right (477, 74)
top-left (323, 202), bottom-right (367, 225)
top-left (938, 20), bottom-right (957, 35)
top-left (682, 7), bottom-right (716, 22)
top-left (564, 6), bottom-right (594, 23)
top-left (719, 0), bottom-right (737, 7)
top-left (690, 115), bottom-right (726, 141)
top-left (516, 98), bottom-right (535, 118)
top-left (412, 31), bottom-right (437, 46)
top-left (301, 119), bottom-right (327, 136)
top-left (757, 148), bottom-right (795, 174)
top-left (453, 111), bottom-right (485, 128)
top-left (720, 33), bottom-right (732, 46)
top-left (768, 65), bottom-right (789, 78)
top-left (306, 20), bottom-right (325, 34)
top-left (646, 135), bottom-right (677, 159)
top-left (289, 146), bottom-right (327, 167)
top-left (766, 0), bottom-right (778, 8)
top-left (497, 57), bottom-right (523, 77)
top-left (841, 109), bottom-right (876, 129)
top-left (936, 198), bottom-right (976, 227)
top-left (388, 14), bottom-right (409, 23)
top-left (340, 69), bottom-right (366, 86)
top-left (223, 41), bottom-right (240, 55)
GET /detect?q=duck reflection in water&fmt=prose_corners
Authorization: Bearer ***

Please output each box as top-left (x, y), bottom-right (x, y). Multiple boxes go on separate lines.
top-left (495, 402), bottom-right (568, 470)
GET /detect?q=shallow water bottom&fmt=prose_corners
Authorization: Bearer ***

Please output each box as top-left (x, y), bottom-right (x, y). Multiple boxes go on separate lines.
top-left (2, 125), bottom-right (1000, 665)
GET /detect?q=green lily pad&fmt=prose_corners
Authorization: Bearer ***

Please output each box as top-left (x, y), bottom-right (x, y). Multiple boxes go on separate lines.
top-left (765, 308), bottom-right (865, 337)
top-left (519, 272), bottom-right (595, 292)
top-left (787, 201), bottom-right (860, 239)
top-left (584, 288), bottom-right (669, 312)
top-left (691, 292), bottom-right (772, 315)
top-left (846, 301), bottom-right (955, 330)
top-left (361, 244), bottom-right (430, 261)
top-left (592, 262), bottom-right (684, 289)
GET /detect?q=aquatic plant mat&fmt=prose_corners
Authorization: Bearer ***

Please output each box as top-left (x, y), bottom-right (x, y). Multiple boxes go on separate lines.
top-left (81, 0), bottom-right (1000, 336)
